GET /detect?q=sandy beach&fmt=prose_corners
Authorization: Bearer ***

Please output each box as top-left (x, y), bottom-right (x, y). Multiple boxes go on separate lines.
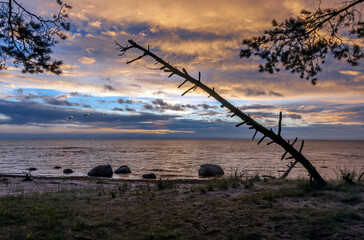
top-left (0, 174), bottom-right (206, 197)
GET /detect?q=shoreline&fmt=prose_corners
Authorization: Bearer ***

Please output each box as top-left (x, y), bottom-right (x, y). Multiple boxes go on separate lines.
top-left (0, 173), bottom-right (210, 197)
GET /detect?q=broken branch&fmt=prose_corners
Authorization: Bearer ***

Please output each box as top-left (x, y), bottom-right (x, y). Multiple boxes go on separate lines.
top-left (182, 85), bottom-right (198, 96)
top-left (278, 111), bottom-right (282, 136)
top-left (258, 135), bottom-right (266, 145)
top-left (126, 53), bottom-right (147, 64)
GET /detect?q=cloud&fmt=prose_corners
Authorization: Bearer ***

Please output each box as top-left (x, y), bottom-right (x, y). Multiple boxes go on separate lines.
top-left (0, 99), bottom-right (178, 126)
top-left (269, 90), bottom-right (284, 97)
top-left (197, 104), bottom-right (218, 110)
top-left (239, 104), bottom-right (275, 110)
top-left (117, 98), bottom-right (134, 104)
top-left (89, 20), bottom-right (101, 28)
top-left (144, 99), bottom-right (211, 112)
top-left (78, 56), bottom-right (96, 64)
top-left (236, 88), bottom-right (284, 97)
top-left (339, 70), bottom-right (361, 76)
top-left (44, 98), bottom-right (78, 107)
top-left (104, 85), bottom-right (117, 91)
top-left (112, 107), bottom-right (124, 111)
top-left (70, 92), bottom-right (92, 97)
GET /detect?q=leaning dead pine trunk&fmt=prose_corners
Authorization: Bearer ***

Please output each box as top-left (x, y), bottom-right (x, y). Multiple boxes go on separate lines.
top-left (116, 39), bottom-right (326, 186)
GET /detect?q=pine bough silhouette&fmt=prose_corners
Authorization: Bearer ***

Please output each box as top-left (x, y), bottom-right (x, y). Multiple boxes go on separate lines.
top-left (116, 39), bottom-right (326, 186)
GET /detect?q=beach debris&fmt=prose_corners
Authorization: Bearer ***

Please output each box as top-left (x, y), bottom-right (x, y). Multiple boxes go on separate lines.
top-left (63, 168), bottom-right (73, 174)
top-left (114, 165), bottom-right (131, 174)
top-left (198, 164), bottom-right (224, 177)
top-left (83, 113), bottom-right (90, 117)
top-left (22, 171), bottom-right (33, 181)
top-left (87, 164), bottom-right (113, 178)
top-left (68, 116), bottom-right (74, 120)
top-left (54, 166), bottom-right (62, 169)
top-left (142, 173), bottom-right (157, 179)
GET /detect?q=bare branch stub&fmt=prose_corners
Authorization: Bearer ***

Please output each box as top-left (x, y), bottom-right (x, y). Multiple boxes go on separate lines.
top-left (116, 39), bottom-right (326, 186)
top-left (278, 111), bottom-right (283, 136)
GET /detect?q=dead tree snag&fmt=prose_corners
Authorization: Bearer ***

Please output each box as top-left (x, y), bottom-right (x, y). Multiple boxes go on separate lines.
top-left (116, 39), bottom-right (326, 186)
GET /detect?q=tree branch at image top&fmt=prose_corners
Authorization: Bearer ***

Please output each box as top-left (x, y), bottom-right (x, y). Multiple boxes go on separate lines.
top-left (0, 0), bottom-right (72, 74)
top-left (240, 0), bottom-right (364, 84)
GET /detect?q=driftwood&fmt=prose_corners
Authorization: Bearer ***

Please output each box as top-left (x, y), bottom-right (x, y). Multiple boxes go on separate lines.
top-left (116, 39), bottom-right (327, 186)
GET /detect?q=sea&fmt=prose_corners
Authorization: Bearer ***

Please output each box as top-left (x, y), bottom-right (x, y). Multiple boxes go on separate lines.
top-left (0, 139), bottom-right (363, 180)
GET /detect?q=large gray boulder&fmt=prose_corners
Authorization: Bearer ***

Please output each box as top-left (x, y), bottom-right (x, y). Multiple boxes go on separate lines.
top-left (114, 165), bottom-right (131, 174)
top-left (198, 164), bottom-right (224, 177)
top-left (88, 164), bottom-right (113, 178)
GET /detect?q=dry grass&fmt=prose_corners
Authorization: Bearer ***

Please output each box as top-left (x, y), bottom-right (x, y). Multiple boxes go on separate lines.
top-left (0, 176), bottom-right (363, 240)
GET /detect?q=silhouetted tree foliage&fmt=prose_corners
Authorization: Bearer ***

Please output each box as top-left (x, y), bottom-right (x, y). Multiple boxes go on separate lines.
top-left (0, 0), bottom-right (71, 74)
top-left (240, 0), bottom-right (364, 84)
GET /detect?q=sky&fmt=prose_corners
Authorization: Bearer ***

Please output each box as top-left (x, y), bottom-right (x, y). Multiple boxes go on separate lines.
top-left (0, 0), bottom-right (363, 140)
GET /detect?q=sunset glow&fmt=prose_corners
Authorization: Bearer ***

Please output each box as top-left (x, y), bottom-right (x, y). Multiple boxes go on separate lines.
top-left (0, 0), bottom-right (363, 139)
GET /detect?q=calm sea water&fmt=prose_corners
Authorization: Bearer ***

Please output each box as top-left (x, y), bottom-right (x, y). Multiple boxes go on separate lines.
top-left (0, 139), bottom-right (363, 180)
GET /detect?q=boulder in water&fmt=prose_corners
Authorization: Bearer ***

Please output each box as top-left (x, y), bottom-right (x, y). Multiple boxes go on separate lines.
top-left (198, 164), bottom-right (224, 177)
top-left (63, 168), bottom-right (73, 174)
top-left (142, 173), bottom-right (157, 179)
top-left (114, 165), bottom-right (131, 174)
top-left (54, 166), bottom-right (62, 169)
top-left (28, 167), bottom-right (37, 171)
top-left (88, 164), bottom-right (113, 178)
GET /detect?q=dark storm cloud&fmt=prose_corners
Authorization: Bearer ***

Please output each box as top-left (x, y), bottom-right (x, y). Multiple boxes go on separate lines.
top-left (125, 108), bottom-right (136, 112)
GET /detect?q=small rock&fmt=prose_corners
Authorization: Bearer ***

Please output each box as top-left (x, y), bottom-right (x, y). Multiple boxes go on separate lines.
top-left (88, 164), bottom-right (113, 178)
top-left (114, 165), bottom-right (131, 174)
top-left (27, 167), bottom-right (37, 171)
top-left (54, 166), bottom-right (62, 169)
top-left (63, 168), bottom-right (73, 174)
top-left (198, 164), bottom-right (224, 177)
top-left (142, 173), bottom-right (157, 179)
